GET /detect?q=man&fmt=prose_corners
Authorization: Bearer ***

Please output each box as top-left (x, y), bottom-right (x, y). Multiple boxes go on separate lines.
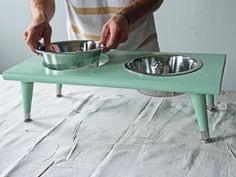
top-left (24, 0), bottom-right (164, 53)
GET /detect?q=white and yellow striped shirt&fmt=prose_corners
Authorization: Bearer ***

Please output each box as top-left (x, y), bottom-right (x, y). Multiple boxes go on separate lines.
top-left (64, 0), bottom-right (160, 51)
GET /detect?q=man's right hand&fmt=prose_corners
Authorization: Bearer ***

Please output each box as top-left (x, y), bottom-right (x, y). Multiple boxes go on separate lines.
top-left (24, 19), bottom-right (52, 53)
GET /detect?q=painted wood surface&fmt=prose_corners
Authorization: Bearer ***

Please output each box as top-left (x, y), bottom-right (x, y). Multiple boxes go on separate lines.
top-left (3, 50), bottom-right (226, 95)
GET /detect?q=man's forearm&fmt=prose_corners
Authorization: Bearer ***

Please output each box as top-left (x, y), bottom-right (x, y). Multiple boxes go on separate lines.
top-left (119, 0), bottom-right (164, 25)
top-left (29, 0), bottom-right (55, 22)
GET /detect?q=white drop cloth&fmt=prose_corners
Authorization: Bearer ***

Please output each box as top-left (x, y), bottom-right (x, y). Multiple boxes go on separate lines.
top-left (0, 76), bottom-right (235, 177)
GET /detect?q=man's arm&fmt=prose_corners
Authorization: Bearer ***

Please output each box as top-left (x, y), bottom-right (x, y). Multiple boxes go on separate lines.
top-left (99, 0), bottom-right (164, 51)
top-left (24, 0), bottom-right (55, 53)
top-left (119, 0), bottom-right (164, 25)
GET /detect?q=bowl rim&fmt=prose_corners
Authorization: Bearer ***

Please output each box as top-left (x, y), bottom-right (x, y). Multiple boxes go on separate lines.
top-left (124, 54), bottom-right (203, 76)
top-left (36, 40), bottom-right (104, 55)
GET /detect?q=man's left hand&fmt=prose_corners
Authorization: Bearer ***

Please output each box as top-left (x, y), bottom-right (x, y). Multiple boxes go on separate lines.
top-left (99, 14), bottom-right (129, 52)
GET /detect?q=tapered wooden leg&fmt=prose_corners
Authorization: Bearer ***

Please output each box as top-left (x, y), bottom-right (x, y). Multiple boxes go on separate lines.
top-left (21, 82), bottom-right (34, 122)
top-left (191, 94), bottom-right (211, 143)
top-left (206, 95), bottom-right (215, 111)
top-left (56, 84), bottom-right (63, 97)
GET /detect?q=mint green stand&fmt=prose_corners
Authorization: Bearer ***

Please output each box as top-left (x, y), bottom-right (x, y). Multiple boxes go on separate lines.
top-left (3, 51), bottom-right (226, 143)
top-left (206, 94), bottom-right (215, 111)
top-left (21, 82), bottom-right (33, 122)
top-left (191, 94), bottom-right (211, 143)
top-left (56, 84), bottom-right (63, 97)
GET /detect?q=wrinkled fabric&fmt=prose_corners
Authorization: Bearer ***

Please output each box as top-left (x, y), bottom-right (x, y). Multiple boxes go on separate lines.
top-left (0, 76), bottom-right (235, 177)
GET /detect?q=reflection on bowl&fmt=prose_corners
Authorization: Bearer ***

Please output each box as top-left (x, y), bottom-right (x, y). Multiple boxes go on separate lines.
top-left (43, 53), bottom-right (109, 74)
top-left (124, 54), bottom-right (203, 97)
top-left (124, 55), bottom-right (202, 76)
top-left (36, 40), bottom-right (104, 70)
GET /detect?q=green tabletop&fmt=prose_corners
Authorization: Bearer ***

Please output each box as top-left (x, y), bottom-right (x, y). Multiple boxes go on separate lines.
top-left (3, 50), bottom-right (226, 95)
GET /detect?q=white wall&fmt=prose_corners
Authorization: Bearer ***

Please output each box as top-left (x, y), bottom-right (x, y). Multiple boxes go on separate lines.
top-left (0, 0), bottom-right (67, 71)
top-left (0, 0), bottom-right (235, 90)
top-left (154, 0), bottom-right (236, 90)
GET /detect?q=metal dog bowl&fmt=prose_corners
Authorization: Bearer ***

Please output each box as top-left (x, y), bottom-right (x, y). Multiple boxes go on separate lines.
top-left (36, 40), bottom-right (104, 70)
top-left (124, 54), bottom-right (203, 97)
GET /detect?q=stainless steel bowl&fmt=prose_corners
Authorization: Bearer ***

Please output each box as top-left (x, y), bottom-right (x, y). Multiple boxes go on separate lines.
top-left (124, 54), bottom-right (203, 97)
top-left (124, 54), bottom-right (202, 76)
top-left (36, 40), bottom-right (104, 70)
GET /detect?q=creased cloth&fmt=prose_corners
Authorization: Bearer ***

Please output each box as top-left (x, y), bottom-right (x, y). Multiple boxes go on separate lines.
top-left (0, 76), bottom-right (236, 177)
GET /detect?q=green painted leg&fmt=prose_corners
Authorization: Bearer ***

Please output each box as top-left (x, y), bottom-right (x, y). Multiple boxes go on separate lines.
top-left (56, 84), bottom-right (63, 97)
top-left (191, 94), bottom-right (211, 143)
top-left (21, 82), bottom-right (34, 122)
top-left (206, 95), bottom-right (216, 111)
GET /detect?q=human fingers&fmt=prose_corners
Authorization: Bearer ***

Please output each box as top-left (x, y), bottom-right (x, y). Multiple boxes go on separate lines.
top-left (105, 24), bottom-right (120, 49)
top-left (99, 25), bottom-right (110, 46)
top-left (105, 28), bottom-right (129, 51)
top-left (102, 30), bottom-right (127, 52)
top-left (25, 29), bottom-right (42, 53)
top-left (24, 22), bottom-right (52, 53)
top-left (43, 25), bottom-right (52, 50)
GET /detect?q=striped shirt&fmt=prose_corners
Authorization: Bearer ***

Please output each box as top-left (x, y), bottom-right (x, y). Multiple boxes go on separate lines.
top-left (64, 0), bottom-right (160, 51)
